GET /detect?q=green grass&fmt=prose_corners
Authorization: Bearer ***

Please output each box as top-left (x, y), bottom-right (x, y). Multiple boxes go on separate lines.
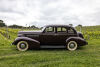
top-left (0, 27), bottom-right (100, 67)
top-left (0, 34), bottom-right (100, 67)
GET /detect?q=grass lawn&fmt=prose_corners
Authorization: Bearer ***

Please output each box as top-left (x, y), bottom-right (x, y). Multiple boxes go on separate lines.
top-left (0, 38), bottom-right (100, 67)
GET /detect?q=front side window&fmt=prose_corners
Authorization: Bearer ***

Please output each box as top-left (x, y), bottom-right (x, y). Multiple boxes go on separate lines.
top-left (45, 27), bottom-right (55, 33)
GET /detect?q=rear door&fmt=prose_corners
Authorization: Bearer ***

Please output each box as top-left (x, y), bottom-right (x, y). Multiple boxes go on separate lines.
top-left (55, 27), bottom-right (77, 45)
top-left (55, 27), bottom-right (68, 45)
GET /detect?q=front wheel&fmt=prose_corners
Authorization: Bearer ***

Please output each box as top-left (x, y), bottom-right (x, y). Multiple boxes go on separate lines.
top-left (17, 41), bottom-right (29, 51)
top-left (67, 41), bottom-right (78, 51)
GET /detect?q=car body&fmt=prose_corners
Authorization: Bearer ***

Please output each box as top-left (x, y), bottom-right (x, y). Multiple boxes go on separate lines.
top-left (12, 25), bottom-right (88, 51)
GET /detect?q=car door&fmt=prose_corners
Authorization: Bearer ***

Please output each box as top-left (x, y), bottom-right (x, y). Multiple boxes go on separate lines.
top-left (40, 26), bottom-right (57, 45)
top-left (55, 27), bottom-right (68, 45)
top-left (55, 27), bottom-right (77, 45)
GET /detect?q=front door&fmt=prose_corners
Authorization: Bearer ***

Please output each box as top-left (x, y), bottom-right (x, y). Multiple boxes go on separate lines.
top-left (40, 26), bottom-right (57, 45)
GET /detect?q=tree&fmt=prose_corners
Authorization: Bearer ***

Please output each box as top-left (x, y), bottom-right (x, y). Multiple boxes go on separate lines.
top-left (78, 24), bottom-right (82, 28)
top-left (69, 24), bottom-right (73, 27)
top-left (30, 25), bottom-right (39, 29)
top-left (8, 24), bottom-right (23, 28)
top-left (0, 20), bottom-right (6, 27)
top-left (78, 24), bottom-right (82, 32)
top-left (31, 25), bottom-right (36, 28)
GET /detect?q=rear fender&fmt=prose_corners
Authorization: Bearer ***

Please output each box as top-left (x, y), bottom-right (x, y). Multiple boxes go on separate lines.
top-left (66, 37), bottom-right (87, 46)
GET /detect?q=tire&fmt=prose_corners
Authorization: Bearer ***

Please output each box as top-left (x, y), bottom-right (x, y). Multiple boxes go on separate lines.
top-left (67, 41), bottom-right (78, 51)
top-left (17, 41), bottom-right (29, 51)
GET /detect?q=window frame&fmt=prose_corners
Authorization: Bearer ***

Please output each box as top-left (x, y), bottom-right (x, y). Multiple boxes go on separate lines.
top-left (56, 26), bottom-right (68, 33)
top-left (44, 26), bottom-right (55, 33)
top-left (67, 27), bottom-right (76, 34)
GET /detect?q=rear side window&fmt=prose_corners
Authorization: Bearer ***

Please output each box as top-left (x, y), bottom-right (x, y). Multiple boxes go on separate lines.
top-left (57, 27), bottom-right (67, 33)
top-left (62, 27), bottom-right (67, 32)
top-left (68, 28), bottom-right (75, 34)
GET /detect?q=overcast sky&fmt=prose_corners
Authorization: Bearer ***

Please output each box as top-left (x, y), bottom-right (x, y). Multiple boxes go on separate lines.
top-left (0, 0), bottom-right (100, 27)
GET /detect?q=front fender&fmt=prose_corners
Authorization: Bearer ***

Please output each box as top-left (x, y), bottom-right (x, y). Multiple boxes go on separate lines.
top-left (12, 37), bottom-right (40, 48)
top-left (66, 37), bottom-right (88, 46)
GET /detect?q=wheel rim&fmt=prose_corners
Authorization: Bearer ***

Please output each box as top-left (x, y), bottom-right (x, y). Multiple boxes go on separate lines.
top-left (17, 41), bottom-right (29, 51)
top-left (69, 43), bottom-right (75, 49)
top-left (19, 43), bottom-right (26, 49)
top-left (67, 41), bottom-right (77, 51)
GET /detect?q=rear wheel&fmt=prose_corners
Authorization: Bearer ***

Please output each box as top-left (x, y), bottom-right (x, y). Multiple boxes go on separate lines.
top-left (67, 41), bottom-right (78, 51)
top-left (17, 41), bottom-right (29, 51)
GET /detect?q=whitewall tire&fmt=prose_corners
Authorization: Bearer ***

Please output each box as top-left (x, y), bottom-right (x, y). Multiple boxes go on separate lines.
top-left (17, 41), bottom-right (29, 51)
top-left (67, 41), bottom-right (78, 51)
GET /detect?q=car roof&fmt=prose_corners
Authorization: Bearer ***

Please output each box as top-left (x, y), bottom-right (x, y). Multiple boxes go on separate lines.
top-left (45, 24), bottom-right (71, 27)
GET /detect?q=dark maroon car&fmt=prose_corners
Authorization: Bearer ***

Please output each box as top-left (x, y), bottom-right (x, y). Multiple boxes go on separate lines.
top-left (12, 25), bottom-right (88, 51)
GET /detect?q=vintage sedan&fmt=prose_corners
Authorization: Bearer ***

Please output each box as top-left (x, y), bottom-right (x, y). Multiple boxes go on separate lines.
top-left (12, 25), bottom-right (88, 51)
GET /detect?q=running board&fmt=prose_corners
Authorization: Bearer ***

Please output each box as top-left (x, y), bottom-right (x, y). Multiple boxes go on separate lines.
top-left (40, 45), bottom-right (66, 48)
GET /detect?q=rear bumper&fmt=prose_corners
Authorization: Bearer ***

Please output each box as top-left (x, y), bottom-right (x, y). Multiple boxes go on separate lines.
top-left (11, 42), bottom-right (14, 45)
top-left (11, 43), bottom-right (13, 45)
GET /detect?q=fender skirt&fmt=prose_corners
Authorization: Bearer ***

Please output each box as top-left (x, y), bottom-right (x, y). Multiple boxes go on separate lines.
top-left (12, 37), bottom-right (40, 48)
top-left (66, 37), bottom-right (88, 46)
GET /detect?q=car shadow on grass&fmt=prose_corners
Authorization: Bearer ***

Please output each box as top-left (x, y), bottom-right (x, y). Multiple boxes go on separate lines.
top-left (29, 47), bottom-right (86, 51)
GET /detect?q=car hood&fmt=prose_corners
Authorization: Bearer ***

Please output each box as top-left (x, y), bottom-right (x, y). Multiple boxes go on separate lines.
top-left (18, 30), bottom-right (42, 35)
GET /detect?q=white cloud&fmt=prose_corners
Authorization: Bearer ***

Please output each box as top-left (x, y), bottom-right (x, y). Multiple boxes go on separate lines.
top-left (0, 0), bottom-right (100, 27)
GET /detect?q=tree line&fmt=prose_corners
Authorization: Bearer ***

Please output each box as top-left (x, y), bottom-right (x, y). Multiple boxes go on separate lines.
top-left (0, 20), bottom-right (83, 30)
top-left (0, 20), bottom-right (39, 29)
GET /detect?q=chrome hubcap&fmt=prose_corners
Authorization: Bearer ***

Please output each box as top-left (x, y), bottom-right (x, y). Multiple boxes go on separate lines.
top-left (20, 43), bottom-right (26, 49)
top-left (69, 43), bottom-right (75, 48)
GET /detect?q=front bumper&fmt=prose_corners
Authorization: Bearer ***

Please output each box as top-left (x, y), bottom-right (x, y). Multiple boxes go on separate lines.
top-left (80, 40), bottom-right (88, 46)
